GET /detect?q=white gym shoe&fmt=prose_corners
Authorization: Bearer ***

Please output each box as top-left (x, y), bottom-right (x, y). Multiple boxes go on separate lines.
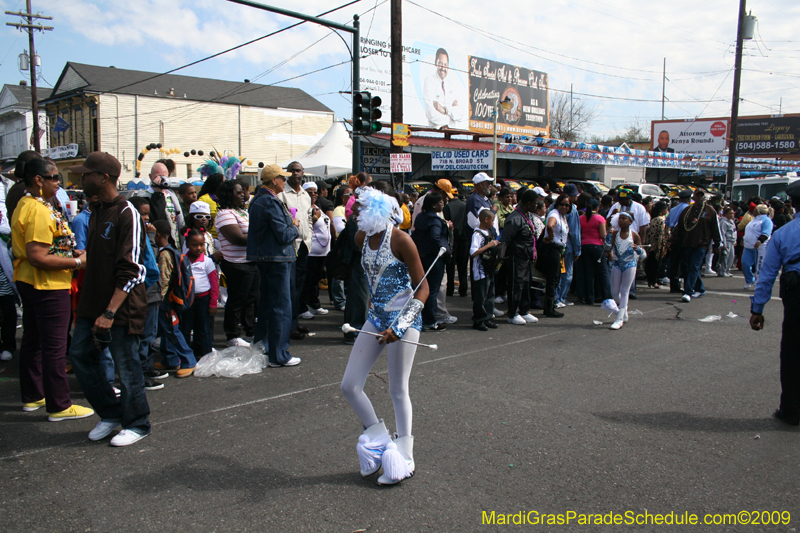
top-left (493, 296), bottom-right (505, 304)
top-left (681, 294), bottom-right (691, 303)
top-left (227, 338), bottom-right (250, 348)
top-left (442, 315), bottom-right (458, 324)
top-left (88, 420), bottom-right (121, 441)
top-left (555, 302), bottom-right (566, 309)
top-left (692, 291), bottom-right (704, 298)
top-left (268, 356), bottom-right (301, 368)
top-left (492, 308), bottom-right (505, 317)
top-left (743, 283), bottom-right (755, 290)
top-left (521, 313), bottom-right (539, 323)
top-left (299, 311), bottom-right (315, 320)
top-left (109, 429), bottom-right (149, 447)
top-left (1, 350), bottom-right (11, 361)
top-left (311, 307), bottom-right (329, 315)
top-left (507, 314), bottom-right (526, 325)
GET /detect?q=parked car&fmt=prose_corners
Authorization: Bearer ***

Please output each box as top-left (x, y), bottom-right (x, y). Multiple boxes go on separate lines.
top-left (611, 182), bottom-right (669, 202)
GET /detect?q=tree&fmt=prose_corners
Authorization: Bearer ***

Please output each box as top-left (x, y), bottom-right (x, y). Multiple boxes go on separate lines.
top-left (548, 90), bottom-right (598, 142)
top-left (603, 117), bottom-right (651, 144)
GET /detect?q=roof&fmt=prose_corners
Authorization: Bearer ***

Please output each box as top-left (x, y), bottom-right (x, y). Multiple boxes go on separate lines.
top-left (3, 84), bottom-right (52, 108)
top-left (42, 62), bottom-right (332, 113)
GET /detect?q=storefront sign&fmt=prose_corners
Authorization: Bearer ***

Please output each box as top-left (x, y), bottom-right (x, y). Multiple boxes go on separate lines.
top-left (361, 145), bottom-right (390, 175)
top-left (431, 149), bottom-right (493, 171)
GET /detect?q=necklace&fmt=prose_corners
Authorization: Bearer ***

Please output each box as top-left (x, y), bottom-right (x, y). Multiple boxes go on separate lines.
top-left (25, 192), bottom-right (76, 257)
top-left (683, 201), bottom-right (705, 232)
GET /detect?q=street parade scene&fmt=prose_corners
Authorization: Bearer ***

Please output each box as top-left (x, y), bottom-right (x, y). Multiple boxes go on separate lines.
top-left (0, 0), bottom-right (799, 531)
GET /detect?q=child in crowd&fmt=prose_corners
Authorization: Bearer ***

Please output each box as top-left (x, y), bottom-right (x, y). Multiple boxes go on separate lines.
top-left (603, 211), bottom-right (644, 331)
top-left (180, 228), bottom-right (219, 360)
top-left (718, 207), bottom-right (737, 278)
top-left (0, 236), bottom-right (17, 361)
top-left (470, 209), bottom-right (499, 331)
top-left (183, 201), bottom-right (220, 260)
top-left (152, 220), bottom-right (196, 378)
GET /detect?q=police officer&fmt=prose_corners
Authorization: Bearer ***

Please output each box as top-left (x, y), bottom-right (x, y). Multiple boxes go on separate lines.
top-left (750, 180), bottom-right (800, 426)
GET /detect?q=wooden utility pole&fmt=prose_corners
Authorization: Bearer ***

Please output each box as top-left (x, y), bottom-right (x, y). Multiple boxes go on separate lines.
top-left (726, 0), bottom-right (747, 193)
top-left (6, 1), bottom-right (53, 153)
top-left (389, 0), bottom-right (404, 192)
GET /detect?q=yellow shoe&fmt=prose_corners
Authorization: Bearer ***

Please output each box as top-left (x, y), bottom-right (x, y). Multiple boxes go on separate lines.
top-left (22, 398), bottom-right (46, 412)
top-left (175, 367), bottom-right (194, 379)
top-left (47, 404), bottom-right (95, 422)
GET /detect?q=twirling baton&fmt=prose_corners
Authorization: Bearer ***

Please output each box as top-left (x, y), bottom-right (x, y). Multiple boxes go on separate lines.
top-left (341, 323), bottom-right (438, 350)
top-left (386, 246), bottom-right (447, 332)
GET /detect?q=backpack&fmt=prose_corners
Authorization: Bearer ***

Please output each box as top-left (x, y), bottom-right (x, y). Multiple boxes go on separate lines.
top-left (158, 245), bottom-right (196, 311)
top-left (478, 229), bottom-right (505, 274)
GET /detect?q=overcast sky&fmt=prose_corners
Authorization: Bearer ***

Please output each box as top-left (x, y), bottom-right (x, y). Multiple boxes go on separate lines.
top-left (1, 0), bottom-right (798, 140)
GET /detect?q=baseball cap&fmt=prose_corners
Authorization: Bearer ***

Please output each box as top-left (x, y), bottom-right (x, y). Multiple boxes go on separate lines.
top-left (302, 181), bottom-right (318, 191)
top-left (68, 152), bottom-right (121, 177)
top-left (260, 164), bottom-right (291, 183)
top-left (618, 188), bottom-right (632, 198)
top-left (533, 186), bottom-right (547, 196)
top-left (755, 204), bottom-right (769, 215)
top-left (189, 201), bottom-right (211, 215)
top-left (435, 179), bottom-right (454, 198)
top-left (678, 189), bottom-right (692, 199)
top-left (472, 172), bottom-right (491, 185)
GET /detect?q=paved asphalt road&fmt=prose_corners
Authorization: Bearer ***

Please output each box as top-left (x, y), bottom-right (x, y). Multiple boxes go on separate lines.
top-left (1, 274), bottom-right (797, 532)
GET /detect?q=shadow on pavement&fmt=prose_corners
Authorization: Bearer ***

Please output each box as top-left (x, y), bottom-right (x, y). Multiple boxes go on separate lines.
top-left (593, 411), bottom-right (798, 432)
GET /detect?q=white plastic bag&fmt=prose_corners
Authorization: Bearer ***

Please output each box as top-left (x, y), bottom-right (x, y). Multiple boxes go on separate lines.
top-left (194, 342), bottom-right (267, 378)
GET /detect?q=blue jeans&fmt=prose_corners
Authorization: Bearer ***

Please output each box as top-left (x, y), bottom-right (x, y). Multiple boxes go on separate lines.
top-left (422, 257), bottom-right (446, 327)
top-left (139, 301), bottom-right (159, 373)
top-left (254, 262), bottom-right (294, 365)
top-left (158, 302), bottom-right (197, 369)
top-left (100, 348), bottom-right (115, 386)
top-left (556, 250), bottom-right (575, 304)
top-left (329, 278), bottom-right (346, 309)
top-left (741, 247), bottom-right (757, 285)
top-left (683, 246), bottom-right (706, 296)
top-left (68, 317), bottom-right (151, 433)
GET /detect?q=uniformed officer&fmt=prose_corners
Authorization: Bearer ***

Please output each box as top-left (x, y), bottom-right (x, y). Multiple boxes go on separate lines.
top-left (750, 180), bottom-right (800, 426)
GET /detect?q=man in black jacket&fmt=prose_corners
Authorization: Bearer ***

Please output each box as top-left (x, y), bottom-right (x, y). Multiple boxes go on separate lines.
top-left (501, 189), bottom-right (540, 325)
top-left (444, 194), bottom-right (468, 297)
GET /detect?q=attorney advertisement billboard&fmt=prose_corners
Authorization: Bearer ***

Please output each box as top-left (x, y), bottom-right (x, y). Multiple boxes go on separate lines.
top-left (651, 119), bottom-right (729, 156)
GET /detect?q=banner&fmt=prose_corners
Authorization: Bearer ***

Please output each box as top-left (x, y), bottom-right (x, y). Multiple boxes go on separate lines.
top-left (431, 149), bottom-right (493, 171)
top-left (736, 116), bottom-right (800, 155)
top-left (468, 56), bottom-right (549, 137)
top-left (650, 119), bottom-right (729, 156)
top-left (43, 143), bottom-right (79, 160)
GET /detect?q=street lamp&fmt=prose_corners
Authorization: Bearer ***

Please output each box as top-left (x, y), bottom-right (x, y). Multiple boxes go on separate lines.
top-left (493, 97), bottom-right (513, 183)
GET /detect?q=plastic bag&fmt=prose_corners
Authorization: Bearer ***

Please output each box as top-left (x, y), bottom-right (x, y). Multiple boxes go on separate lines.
top-left (698, 315), bottom-right (722, 323)
top-left (194, 342), bottom-right (267, 378)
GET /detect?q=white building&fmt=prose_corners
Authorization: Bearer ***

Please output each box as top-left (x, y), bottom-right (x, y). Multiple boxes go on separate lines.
top-left (0, 83), bottom-right (50, 166)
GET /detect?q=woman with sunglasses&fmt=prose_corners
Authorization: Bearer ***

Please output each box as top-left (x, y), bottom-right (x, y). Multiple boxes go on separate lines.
top-left (539, 194), bottom-right (571, 317)
top-left (11, 158), bottom-right (93, 420)
top-left (183, 201), bottom-right (222, 263)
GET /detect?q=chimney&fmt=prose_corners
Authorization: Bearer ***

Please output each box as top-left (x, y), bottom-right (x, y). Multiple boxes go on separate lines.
top-left (168, 87), bottom-right (175, 96)
top-left (19, 80), bottom-right (27, 86)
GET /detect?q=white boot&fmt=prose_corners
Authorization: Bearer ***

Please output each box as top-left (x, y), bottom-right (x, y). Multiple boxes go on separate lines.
top-left (609, 308), bottom-right (625, 330)
top-left (357, 419), bottom-right (391, 477)
top-left (376, 435), bottom-right (414, 485)
top-left (601, 299), bottom-right (619, 314)
top-left (623, 308), bottom-right (629, 323)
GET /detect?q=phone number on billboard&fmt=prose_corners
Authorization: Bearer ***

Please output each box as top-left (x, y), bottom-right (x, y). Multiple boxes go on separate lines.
top-left (737, 141), bottom-right (796, 150)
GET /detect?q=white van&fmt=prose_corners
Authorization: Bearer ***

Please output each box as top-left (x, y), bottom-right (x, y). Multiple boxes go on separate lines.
top-left (730, 173), bottom-right (800, 203)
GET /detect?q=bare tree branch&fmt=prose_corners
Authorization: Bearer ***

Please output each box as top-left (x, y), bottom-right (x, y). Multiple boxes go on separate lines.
top-left (549, 90), bottom-right (598, 142)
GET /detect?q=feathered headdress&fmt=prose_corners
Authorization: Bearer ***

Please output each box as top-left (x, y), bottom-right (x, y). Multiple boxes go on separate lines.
top-left (197, 148), bottom-right (244, 180)
top-left (356, 187), bottom-right (400, 236)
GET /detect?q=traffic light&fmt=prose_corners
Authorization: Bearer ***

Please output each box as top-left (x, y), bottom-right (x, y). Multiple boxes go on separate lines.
top-left (353, 92), bottom-right (383, 135)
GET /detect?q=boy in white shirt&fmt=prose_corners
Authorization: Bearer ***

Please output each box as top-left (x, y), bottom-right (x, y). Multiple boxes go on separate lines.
top-left (470, 209), bottom-right (499, 331)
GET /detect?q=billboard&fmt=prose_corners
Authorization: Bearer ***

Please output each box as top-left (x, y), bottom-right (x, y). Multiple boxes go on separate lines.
top-left (736, 116), bottom-right (800, 156)
top-left (650, 119), bottom-right (729, 156)
top-left (358, 38), bottom-right (548, 135)
top-left (467, 56), bottom-right (549, 136)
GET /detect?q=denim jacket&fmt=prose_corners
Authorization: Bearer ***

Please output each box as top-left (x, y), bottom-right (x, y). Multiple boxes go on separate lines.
top-left (246, 191), bottom-right (299, 262)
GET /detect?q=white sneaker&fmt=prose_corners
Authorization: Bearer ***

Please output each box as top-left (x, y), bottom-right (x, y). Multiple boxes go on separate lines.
top-left (88, 420), bottom-right (121, 441)
top-left (0, 350), bottom-right (11, 361)
top-left (681, 294), bottom-right (691, 303)
top-left (659, 277), bottom-right (670, 285)
top-left (311, 307), bottom-right (329, 315)
top-left (299, 311), bottom-right (315, 320)
top-left (109, 429), bottom-right (149, 447)
top-left (507, 314), bottom-right (526, 325)
top-left (492, 308), bottom-right (505, 317)
top-left (521, 313), bottom-right (539, 323)
top-left (705, 269), bottom-right (717, 276)
top-left (555, 302), bottom-right (566, 309)
top-left (227, 338), bottom-right (250, 348)
top-left (743, 283), bottom-right (754, 290)
top-left (268, 356), bottom-right (301, 368)
top-left (442, 315), bottom-right (458, 324)
top-left (493, 296), bottom-right (505, 304)
top-left (565, 301), bottom-right (574, 306)
top-left (692, 291), bottom-right (704, 298)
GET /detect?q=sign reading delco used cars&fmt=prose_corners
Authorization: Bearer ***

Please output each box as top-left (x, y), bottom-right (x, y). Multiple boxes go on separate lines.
top-left (361, 146), bottom-right (390, 174)
top-left (736, 116), bottom-right (800, 156)
top-left (431, 149), bottom-right (493, 171)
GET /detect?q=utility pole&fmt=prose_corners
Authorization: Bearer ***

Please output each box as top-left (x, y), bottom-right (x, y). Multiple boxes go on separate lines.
top-left (661, 58), bottom-right (666, 120)
top-left (389, 0), bottom-right (403, 192)
top-left (6, 1), bottom-right (53, 153)
top-left (726, 0), bottom-right (747, 194)
top-left (569, 84), bottom-right (573, 140)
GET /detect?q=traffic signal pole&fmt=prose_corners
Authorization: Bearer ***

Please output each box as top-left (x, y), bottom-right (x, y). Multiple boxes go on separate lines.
top-left (225, 0), bottom-right (361, 174)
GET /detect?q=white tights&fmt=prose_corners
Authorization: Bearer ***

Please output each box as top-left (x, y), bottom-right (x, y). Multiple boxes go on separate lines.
top-left (610, 266), bottom-right (636, 310)
top-left (341, 321), bottom-right (419, 437)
